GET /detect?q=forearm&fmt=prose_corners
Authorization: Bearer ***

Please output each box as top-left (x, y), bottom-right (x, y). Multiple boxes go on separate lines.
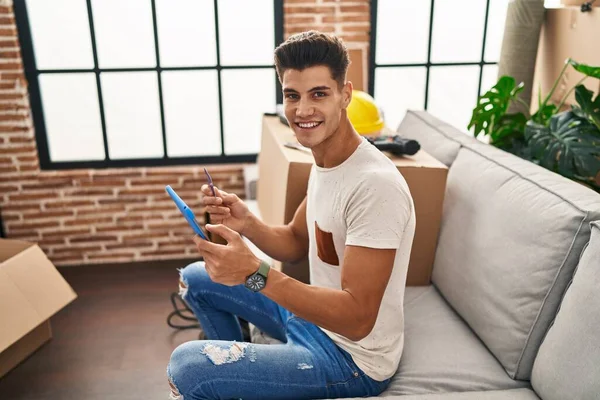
top-left (242, 213), bottom-right (308, 262)
top-left (262, 268), bottom-right (370, 341)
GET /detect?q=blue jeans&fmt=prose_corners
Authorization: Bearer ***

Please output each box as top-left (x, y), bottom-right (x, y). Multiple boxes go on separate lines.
top-left (167, 262), bottom-right (390, 400)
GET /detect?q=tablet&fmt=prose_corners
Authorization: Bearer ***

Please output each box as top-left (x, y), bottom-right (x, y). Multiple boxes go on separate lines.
top-left (165, 185), bottom-right (208, 240)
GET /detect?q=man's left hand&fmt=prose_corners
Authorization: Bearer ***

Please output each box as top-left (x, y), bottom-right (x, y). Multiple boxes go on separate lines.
top-left (193, 224), bottom-right (260, 286)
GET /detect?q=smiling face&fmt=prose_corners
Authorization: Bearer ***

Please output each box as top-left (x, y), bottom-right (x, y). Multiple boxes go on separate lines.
top-left (282, 65), bottom-right (352, 149)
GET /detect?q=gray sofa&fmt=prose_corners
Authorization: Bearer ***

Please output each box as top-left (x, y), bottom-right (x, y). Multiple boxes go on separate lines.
top-left (346, 110), bottom-right (600, 399)
top-left (251, 110), bottom-right (600, 399)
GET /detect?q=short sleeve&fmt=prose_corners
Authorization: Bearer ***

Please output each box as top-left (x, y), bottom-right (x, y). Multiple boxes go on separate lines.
top-left (345, 171), bottom-right (412, 249)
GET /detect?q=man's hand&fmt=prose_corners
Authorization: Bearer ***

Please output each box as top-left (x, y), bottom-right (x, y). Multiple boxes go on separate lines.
top-left (201, 185), bottom-right (251, 235)
top-left (193, 224), bottom-right (261, 286)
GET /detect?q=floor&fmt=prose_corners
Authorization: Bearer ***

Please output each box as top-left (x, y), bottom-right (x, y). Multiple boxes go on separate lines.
top-left (0, 259), bottom-right (201, 400)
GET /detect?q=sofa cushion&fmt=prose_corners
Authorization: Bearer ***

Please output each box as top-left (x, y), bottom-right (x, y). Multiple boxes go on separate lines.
top-left (531, 221), bottom-right (600, 399)
top-left (396, 110), bottom-right (480, 167)
top-left (345, 388), bottom-right (540, 400)
top-left (432, 143), bottom-right (600, 380)
top-left (380, 286), bottom-right (528, 396)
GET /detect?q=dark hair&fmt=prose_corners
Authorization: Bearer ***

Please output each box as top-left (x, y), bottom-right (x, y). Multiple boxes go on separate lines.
top-left (274, 31), bottom-right (350, 88)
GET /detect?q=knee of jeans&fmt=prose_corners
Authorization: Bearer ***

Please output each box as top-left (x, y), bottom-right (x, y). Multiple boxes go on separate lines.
top-left (169, 340), bottom-right (248, 398)
top-left (167, 362), bottom-right (183, 399)
top-left (167, 341), bottom-right (198, 398)
top-left (178, 261), bottom-right (209, 299)
top-left (167, 375), bottom-right (182, 400)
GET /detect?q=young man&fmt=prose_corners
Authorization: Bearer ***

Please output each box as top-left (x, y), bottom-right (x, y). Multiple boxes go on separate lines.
top-left (167, 31), bottom-right (416, 400)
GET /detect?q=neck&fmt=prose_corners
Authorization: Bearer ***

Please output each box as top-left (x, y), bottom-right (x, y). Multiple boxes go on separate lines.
top-left (311, 113), bottom-right (362, 168)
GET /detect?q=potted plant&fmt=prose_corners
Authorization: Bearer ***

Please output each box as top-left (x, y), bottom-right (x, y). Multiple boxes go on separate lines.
top-left (468, 59), bottom-right (600, 192)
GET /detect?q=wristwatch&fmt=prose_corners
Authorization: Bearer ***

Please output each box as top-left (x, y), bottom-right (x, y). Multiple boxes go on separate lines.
top-left (245, 260), bottom-right (270, 292)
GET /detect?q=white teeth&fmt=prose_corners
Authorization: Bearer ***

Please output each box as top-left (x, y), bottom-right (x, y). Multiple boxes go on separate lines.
top-left (298, 122), bottom-right (320, 128)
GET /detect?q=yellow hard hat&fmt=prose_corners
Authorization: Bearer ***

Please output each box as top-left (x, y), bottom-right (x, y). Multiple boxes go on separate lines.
top-left (347, 90), bottom-right (385, 135)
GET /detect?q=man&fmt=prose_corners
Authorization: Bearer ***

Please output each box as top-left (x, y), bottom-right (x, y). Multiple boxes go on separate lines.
top-left (167, 31), bottom-right (416, 400)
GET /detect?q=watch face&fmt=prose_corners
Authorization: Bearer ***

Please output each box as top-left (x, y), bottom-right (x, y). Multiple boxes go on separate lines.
top-left (246, 274), bottom-right (266, 292)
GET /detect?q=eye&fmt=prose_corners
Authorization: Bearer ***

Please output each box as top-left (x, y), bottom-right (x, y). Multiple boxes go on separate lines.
top-left (285, 93), bottom-right (299, 100)
top-left (314, 91), bottom-right (327, 98)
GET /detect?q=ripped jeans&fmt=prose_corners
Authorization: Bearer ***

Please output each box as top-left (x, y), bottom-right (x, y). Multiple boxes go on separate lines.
top-left (167, 261), bottom-right (390, 400)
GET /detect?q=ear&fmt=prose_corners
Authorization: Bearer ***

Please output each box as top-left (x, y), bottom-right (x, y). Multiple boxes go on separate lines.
top-left (342, 81), bottom-right (353, 108)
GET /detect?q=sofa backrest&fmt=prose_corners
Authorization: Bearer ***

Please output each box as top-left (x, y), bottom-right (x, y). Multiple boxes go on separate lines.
top-left (399, 110), bottom-right (600, 381)
top-left (396, 110), bottom-right (480, 167)
top-left (531, 221), bottom-right (600, 399)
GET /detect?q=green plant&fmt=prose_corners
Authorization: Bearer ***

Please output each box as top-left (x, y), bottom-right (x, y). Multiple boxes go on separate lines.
top-left (469, 59), bottom-right (600, 192)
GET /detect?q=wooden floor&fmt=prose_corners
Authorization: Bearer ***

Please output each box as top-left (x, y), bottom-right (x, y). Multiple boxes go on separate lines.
top-left (0, 259), bottom-right (202, 400)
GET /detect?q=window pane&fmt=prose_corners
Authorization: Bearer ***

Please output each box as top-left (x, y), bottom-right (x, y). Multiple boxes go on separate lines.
top-left (374, 67), bottom-right (427, 131)
top-left (431, 0), bottom-right (486, 63)
top-left (375, 0), bottom-right (430, 64)
top-left (221, 69), bottom-right (275, 154)
top-left (155, 0), bottom-right (217, 67)
top-left (39, 73), bottom-right (104, 162)
top-left (480, 64), bottom-right (499, 95)
top-left (484, 0), bottom-right (509, 62)
top-left (26, 0), bottom-right (94, 69)
top-left (428, 66), bottom-right (480, 132)
top-left (218, 0), bottom-right (274, 66)
top-left (162, 71), bottom-right (221, 157)
top-left (92, 0), bottom-right (156, 68)
top-left (101, 72), bottom-right (163, 159)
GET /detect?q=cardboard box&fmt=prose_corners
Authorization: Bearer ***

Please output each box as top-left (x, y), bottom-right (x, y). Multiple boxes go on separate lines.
top-left (532, 6), bottom-right (600, 110)
top-left (347, 47), bottom-right (368, 92)
top-left (0, 239), bottom-right (77, 378)
top-left (257, 116), bottom-right (448, 286)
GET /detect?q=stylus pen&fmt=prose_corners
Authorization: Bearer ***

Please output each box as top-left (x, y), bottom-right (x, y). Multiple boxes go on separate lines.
top-left (204, 167), bottom-right (216, 196)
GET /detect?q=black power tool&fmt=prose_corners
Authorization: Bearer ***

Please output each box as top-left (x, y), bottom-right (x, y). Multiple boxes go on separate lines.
top-left (366, 135), bottom-right (421, 156)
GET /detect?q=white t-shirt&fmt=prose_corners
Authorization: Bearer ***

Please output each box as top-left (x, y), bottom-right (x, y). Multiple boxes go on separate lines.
top-left (306, 137), bottom-right (416, 381)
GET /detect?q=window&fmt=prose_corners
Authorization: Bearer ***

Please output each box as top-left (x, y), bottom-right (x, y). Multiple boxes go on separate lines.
top-left (369, 0), bottom-right (509, 133)
top-left (15, 0), bottom-right (283, 169)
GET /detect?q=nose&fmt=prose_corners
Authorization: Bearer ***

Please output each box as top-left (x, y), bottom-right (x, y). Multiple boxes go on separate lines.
top-left (295, 98), bottom-right (314, 118)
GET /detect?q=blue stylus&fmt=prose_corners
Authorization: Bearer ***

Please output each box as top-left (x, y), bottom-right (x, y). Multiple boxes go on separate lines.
top-left (165, 185), bottom-right (208, 240)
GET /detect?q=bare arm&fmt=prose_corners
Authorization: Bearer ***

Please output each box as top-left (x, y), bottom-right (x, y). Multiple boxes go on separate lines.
top-left (195, 222), bottom-right (395, 342)
top-left (262, 245), bottom-right (396, 341)
top-left (242, 197), bottom-right (309, 263)
top-left (201, 184), bottom-right (308, 263)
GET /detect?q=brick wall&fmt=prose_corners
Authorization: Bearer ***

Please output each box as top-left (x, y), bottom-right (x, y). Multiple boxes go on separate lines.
top-left (285, 0), bottom-right (370, 43)
top-left (285, 0), bottom-right (371, 89)
top-left (0, 0), bottom-right (371, 267)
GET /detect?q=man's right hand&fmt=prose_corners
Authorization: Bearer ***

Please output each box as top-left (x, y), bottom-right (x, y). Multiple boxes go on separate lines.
top-left (201, 184), bottom-right (251, 235)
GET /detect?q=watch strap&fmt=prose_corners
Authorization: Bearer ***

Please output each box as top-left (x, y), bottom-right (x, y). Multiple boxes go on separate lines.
top-left (257, 260), bottom-right (270, 278)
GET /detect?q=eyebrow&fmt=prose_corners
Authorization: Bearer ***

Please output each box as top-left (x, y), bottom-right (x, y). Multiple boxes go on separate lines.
top-left (283, 86), bottom-right (332, 93)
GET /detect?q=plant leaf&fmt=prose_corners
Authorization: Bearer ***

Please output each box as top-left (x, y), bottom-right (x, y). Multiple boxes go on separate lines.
top-left (490, 114), bottom-right (530, 161)
top-left (574, 85), bottom-right (600, 131)
top-left (568, 59), bottom-right (600, 79)
top-left (525, 111), bottom-right (600, 181)
top-left (468, 76), bottom-right (524, 137)
top-left (490, 113), bottom-right (527, 143)
top-left (531, 104), bottom-right (558, 126)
